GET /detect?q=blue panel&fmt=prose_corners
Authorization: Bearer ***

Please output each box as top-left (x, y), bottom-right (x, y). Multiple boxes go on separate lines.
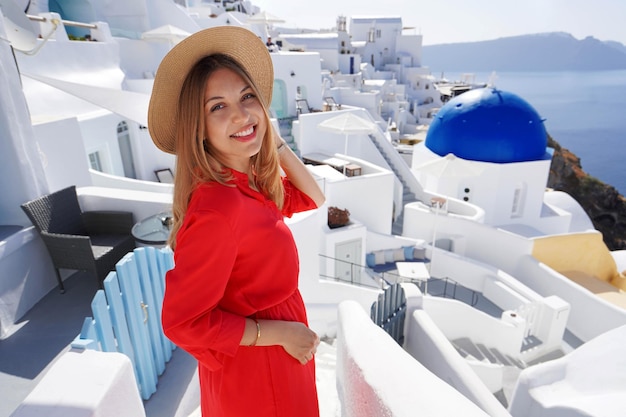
top-left (116, 253), bottom-right (158, 400)
top-left (157, 247), bottom-right (177, 351)
top-left (71, 317), bottom-right (99, 350)
top-left (144, 247), bottom-right (173, 361)
top-left (91, 290), bottom-right (117, 352)
top-left (144, 247), bottom-right (169, 355)
top-left (103, 272), bottom-right (136, 367)
top-left (76, 248), bottom-right (178, 401)
top-left (133, 247), bottom-right (167, 375)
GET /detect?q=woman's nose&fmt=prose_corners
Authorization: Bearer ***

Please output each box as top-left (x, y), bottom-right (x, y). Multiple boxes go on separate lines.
top-left (231, 102), bottom-right (250, 122)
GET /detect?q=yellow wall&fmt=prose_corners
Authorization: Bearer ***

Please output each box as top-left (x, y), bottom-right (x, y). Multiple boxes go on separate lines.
top-left (532, 232), bottom-right (626, 292)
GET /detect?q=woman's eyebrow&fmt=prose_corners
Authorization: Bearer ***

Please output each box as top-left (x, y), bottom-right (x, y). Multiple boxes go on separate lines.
top-left (205, 85), bottom-right (252, 104)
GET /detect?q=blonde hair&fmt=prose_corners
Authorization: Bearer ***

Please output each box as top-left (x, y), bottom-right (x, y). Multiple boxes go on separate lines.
top-left (167, 54), bottom-right (284, 250)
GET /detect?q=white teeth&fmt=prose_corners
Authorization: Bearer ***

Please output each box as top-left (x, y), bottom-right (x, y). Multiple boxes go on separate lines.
top-left (232, 126), bottom-right (254, 137)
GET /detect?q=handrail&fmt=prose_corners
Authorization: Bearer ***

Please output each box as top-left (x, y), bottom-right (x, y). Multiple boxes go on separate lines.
top-left (318, 253), bottom-right (388, 289)
top-left (317, 253), bottom-right (481, 307)
top-left (430, 277), bottom-right (480, 306)
top-left (27, 14), bottom-right (97, 29)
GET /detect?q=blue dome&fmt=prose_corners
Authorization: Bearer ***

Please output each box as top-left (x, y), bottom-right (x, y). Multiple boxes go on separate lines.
top-left (425, 88), bottom-right (548, 163)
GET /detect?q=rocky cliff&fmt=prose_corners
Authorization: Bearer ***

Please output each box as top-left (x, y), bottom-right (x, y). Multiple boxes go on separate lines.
top-left (423, 32), bottom-right (626, 72)
top-left (547, 135), bottom-right (626, 250)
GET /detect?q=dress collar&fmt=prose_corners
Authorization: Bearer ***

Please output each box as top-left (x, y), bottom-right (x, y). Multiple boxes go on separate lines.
top-left (228, 167), bottom-right (250, 182)
top-left (227, 168), bottom-right (266, 202)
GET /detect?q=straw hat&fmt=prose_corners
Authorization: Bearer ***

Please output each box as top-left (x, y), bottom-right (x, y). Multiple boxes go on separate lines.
top-left (148, 26), bottom-right (274, 154)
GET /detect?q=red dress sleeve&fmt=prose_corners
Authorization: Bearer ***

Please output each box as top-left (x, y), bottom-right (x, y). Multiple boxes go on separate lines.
top-left (280, 177), bottom-right (318, 218)
top-left (161, 209), bottom-right (246, 371)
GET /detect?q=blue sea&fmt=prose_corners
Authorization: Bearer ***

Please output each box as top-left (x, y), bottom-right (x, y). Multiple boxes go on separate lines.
top-left (438, 70), bottom-right (626, 196)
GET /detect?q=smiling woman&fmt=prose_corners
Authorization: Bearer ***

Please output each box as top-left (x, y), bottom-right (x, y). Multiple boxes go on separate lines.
top-left (202, 64), bottom-right (267, 172)
top-left (147, 26), bottom-right (325, 417)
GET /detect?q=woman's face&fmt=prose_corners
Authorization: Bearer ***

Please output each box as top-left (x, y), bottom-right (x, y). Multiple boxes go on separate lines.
top-left (203, 67), bottom-right (267, 173)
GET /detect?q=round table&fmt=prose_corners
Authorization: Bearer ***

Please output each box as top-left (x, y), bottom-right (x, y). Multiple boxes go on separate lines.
top-left (131, 211), bottom-right (172, 246)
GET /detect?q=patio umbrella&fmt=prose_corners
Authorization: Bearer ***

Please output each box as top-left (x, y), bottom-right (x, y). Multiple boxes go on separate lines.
top-left (247, 11), bottom-right (285, 24)
top-left (141, 24), bottom-right (191, 47)
top-left (317, 112), bottom-right (378, 173)
top-left (248, 11), bottom-right (285, 40)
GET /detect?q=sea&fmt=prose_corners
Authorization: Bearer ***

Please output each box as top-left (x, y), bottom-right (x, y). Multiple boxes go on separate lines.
top-left (437, 70), bottom-right (626, 196)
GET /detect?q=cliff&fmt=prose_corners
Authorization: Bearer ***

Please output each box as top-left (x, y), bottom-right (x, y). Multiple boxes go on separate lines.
top-left (547, 135), bottom-right (626, 250)
top-left (423, 32), bottom-right (626, 72)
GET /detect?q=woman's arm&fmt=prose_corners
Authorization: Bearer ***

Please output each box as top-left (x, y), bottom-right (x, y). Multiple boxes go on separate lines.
top-left (241, 318), bottom-right (320, 365)
top-left (274, 130), bottom-right (326, 208)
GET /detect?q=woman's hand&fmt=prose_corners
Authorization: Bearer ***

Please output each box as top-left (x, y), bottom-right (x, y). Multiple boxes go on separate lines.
top-left (244, 319), bottom-right (320, 365)
top-left (279, 321), bottom-right (320, 365)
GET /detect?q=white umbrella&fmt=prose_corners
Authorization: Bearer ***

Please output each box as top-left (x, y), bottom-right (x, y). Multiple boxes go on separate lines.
top-left (317, 113), bottom-right (378, 172)
top-left (248, 11), bottom-right (285, 41)
top-left (141, 24), bottom-right (191, 47)
top-left (247, 11), bottom-right (285, 24)
top-left (415, 153), bottom-right (484, 178)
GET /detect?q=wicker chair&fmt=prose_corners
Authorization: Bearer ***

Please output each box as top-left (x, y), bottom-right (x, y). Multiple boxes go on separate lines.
top-left (21, 186), bottom-right (136, 293)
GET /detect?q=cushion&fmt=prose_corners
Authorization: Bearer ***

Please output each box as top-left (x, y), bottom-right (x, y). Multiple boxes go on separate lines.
top-left (403, 246), bottom-right (414, 261)
top-left (384, 249), bottom-right (395, 263)
top-left (413, 247), bottom-right (426, 261)
top-left (393, 248), bottom-right (405, 261)
top-left (366, 253), bottom-right (376, 268)
top-left (373, 250), bottom-right (386, 265)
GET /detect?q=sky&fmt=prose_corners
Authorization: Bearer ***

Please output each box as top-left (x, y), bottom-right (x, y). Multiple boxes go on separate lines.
top-left (252, 0), bottom-right (626, 46)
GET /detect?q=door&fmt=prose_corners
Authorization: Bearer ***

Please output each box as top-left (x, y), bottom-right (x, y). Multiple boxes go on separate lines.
top-left (271, 80), bottom-right (287, 118)
top-left (335, 239), bottom-right (362, 284)
top-left (117, 121), bottom-right (137, 179)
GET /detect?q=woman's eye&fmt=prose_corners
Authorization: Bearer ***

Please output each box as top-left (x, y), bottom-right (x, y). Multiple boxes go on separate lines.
top-left (210, 103), bottom-right (224, 112)
top-left (242, 93), bottom-right (256, 101)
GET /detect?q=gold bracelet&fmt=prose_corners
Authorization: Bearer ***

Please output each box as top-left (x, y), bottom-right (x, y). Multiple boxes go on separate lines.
top-left (277, 141), bottom-right (287, 153)
top-left (249, 319), bottom-right (261, 346)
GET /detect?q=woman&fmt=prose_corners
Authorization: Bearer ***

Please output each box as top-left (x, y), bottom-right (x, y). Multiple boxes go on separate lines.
top-left (147, 26), bottom-right (325, 416)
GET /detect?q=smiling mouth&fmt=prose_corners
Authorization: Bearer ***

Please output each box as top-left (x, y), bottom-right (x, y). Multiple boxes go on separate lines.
top-left (231, 126), bottom-right (255, 138)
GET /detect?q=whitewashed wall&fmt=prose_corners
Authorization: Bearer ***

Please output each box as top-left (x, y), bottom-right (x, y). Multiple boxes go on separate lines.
top-left (336, 299), bottom-right (492, 417)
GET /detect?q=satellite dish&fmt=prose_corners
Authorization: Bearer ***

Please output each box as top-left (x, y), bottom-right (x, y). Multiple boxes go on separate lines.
top-left (0, 0), bottom-right (38, 52)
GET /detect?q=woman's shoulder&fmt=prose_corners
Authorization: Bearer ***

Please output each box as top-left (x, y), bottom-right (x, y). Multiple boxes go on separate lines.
top-left (189, 182), bottom-right (244, 214)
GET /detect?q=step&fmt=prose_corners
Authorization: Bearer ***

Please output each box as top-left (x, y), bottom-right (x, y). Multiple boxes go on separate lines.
top-left (452, 337), bottom-right (485, 361)
top-left (452, 337), bottom-right (527, 370)
top-left (521, 335), bottom-right (542, 352)
top-left (476, 343), bottom-right (498, 363)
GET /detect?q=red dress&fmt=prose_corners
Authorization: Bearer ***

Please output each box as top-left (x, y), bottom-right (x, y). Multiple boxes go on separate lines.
top-left (162, 169), bottom-right (320, 417)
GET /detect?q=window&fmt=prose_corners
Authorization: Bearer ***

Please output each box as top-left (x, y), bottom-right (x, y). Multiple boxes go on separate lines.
top-left (117, 121), bottom-right (136, 178)
top-left (89, 151), bottom-right (102, 171)
top-left (511, 183), bottom-right (526, 218)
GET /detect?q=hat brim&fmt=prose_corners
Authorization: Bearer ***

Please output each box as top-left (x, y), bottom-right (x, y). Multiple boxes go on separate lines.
top-left (148, 26), bottom-right (274, 154)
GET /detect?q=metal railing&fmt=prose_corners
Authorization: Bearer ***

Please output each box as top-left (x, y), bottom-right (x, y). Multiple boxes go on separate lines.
top-left (318, 254), bottom-right (388, 289)
top-left (417, 276), bottom-right (480, 306)
top-left (27, 14), bottom-right (98, 29)
top-left (318, 253), bottom-right (480, 307)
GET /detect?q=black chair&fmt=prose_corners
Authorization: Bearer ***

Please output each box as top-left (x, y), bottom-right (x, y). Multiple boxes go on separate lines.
top-left (21, 186), bottom-right (136, 293)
